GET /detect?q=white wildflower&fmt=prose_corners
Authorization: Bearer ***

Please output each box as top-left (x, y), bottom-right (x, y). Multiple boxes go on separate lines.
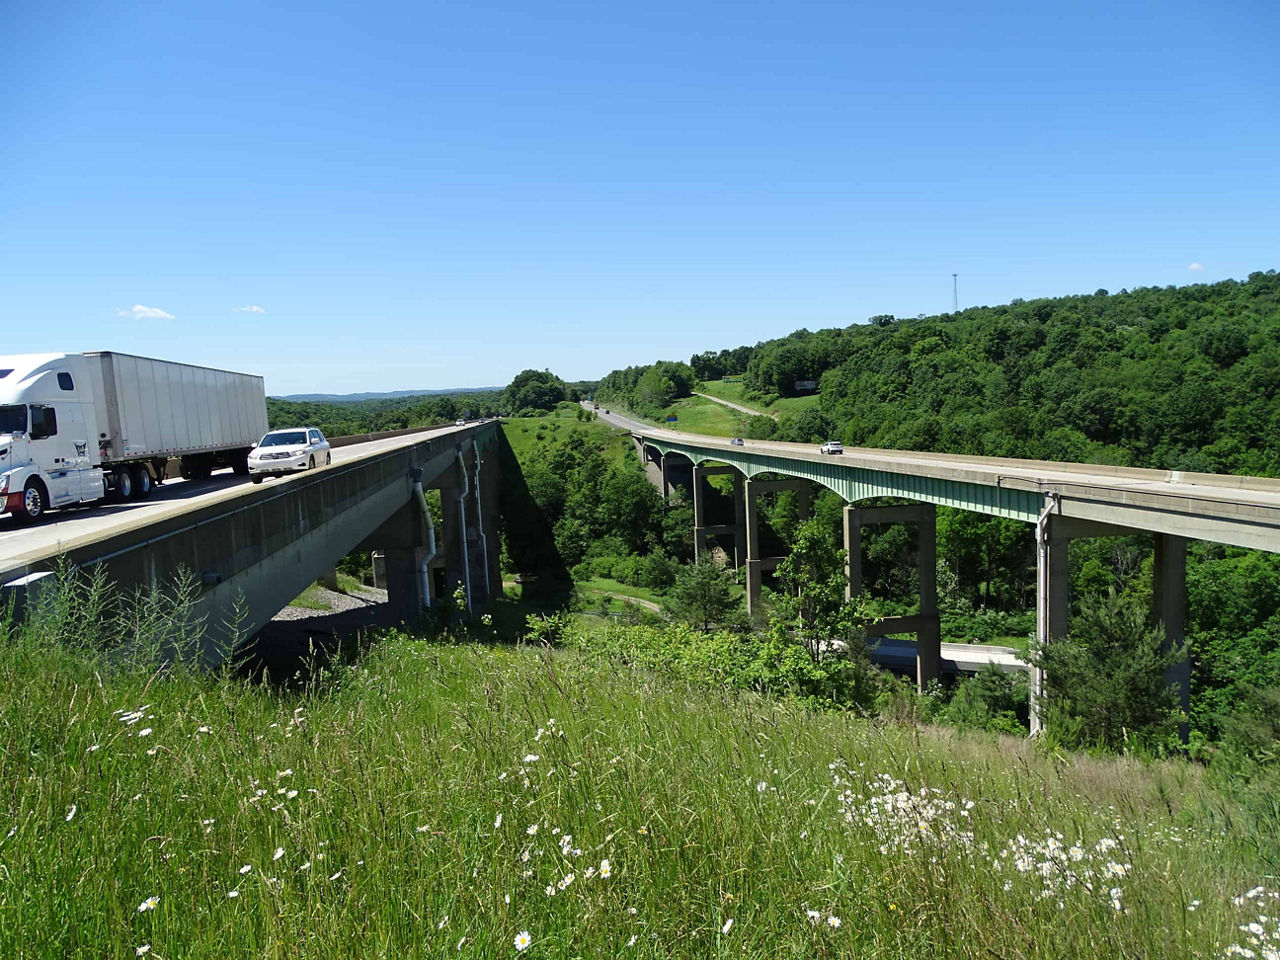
top-left (514, 931), bottom-right (532, 951)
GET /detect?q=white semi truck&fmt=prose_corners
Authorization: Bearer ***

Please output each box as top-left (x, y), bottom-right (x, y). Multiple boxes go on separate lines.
top-left (0, 352), bottom-right (269, 522)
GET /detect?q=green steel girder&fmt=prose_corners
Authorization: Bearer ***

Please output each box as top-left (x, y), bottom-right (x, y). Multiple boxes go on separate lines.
top-left (643, 437), bottom-right (1044, 521)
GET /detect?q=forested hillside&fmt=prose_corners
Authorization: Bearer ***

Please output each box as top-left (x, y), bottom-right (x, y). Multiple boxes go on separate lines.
top-left (693, 271), bottom-right (1280, 475)
top-left (266, 391), bottom-right (504, 436)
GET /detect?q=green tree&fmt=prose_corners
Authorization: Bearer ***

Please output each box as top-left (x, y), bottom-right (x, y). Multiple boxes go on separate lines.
top-left (504, 369), bottom-right (569, 412)
top-left (1031, 589), bottom-right (1186, 751)
top-left (770, 518), bottom-right (870, 662)
top-left (662, 555), bottom-right (744, 630)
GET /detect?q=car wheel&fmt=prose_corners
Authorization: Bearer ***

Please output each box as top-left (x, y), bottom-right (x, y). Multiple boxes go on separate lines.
top-left (308, 456), bottom-right (316, 470)
top-left (325, 452), bottom-right (331, 465)
top-left (14, 479), bottom-right (46, 523)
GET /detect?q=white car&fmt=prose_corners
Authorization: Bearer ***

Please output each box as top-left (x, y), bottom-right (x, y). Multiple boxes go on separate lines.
top-left (819, 440), bottom-right (844, 455)
top-left (455, 419), bottom-right (466, 427)
top-left (248, 427), bottom-right (331, 482)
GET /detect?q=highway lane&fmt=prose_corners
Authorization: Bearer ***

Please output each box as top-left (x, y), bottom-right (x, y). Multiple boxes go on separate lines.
top-left (0, 424), bottom-right (472, 565)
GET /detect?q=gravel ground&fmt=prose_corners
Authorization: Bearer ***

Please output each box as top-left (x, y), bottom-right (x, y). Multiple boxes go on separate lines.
top-left (242, 584), bottom-right (392, 682)
top-left (271, 584), bottom-right (388, 621)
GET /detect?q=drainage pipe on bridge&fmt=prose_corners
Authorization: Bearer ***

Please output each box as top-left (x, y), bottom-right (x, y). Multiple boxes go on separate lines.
top-left (455, 448), bottom-right (473, 614)
top-left (409, 467), bottom-right (437, 608)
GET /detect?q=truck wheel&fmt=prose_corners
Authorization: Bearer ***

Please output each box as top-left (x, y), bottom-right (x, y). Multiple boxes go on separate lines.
top-left (15, 480), bottom-right (46, 523)
top-left (252, 476), bottom-right (264, 484)
top-left (130, 464), bottom-right (152, 499)
top-left (231, 449), bottom-right (250, 476)
top-left (114, 468), bottom-right (133, 501)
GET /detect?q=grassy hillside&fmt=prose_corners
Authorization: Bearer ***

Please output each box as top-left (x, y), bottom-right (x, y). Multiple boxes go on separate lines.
top-left (502, 403), bottom-right (632, 468)
top-left (3, 620), bottom-right (1273, 959)
top-left (656, 395), bottom-right (743, 437)
top-left (697, 379), bottom-right (820, 419)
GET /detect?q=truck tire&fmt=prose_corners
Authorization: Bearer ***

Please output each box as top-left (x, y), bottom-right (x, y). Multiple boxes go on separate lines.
top-left (130, 464), bottom-right (152, 499)
top-left (14, 479), bottom-right (47, 523)
top-left (230, 449), bottom-right (250, 476)
top-left (113, 468), bottom-right (133, 501)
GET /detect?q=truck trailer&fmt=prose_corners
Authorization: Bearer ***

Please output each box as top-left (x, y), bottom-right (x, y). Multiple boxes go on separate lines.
top-left (0, 351), bottom-right (269, 522)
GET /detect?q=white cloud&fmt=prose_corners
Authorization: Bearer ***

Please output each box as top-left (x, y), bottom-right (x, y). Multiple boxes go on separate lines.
top-left (234, 304), bottom-right (267, 314)
top-left (1188, 262), bottom-right (1205, 272)
top-left (115, 304), bottom-right (175, 320)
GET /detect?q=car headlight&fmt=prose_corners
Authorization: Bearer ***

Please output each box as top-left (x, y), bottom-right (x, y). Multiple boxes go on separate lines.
top-left (0, 475), bottom-right (7, 495)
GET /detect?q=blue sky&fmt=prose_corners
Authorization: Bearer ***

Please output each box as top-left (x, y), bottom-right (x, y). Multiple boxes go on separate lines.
top-left (1, 0), bottom-right (1276, 396)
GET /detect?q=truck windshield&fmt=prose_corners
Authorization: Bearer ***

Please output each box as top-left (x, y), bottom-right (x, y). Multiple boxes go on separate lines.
top-left (0, 405), bottom-right (26, 435)
top-left (260, 431), bottom-right (307, 446)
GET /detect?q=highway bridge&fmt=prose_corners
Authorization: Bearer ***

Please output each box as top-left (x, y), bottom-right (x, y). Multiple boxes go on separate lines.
top-left (0, 421), bottom-right (503, 657)
top-left (611, 410), bottom-right (1280, 732)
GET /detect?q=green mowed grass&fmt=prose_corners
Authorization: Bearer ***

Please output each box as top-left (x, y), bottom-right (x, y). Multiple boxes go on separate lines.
top-left (502, 411), bottom-right (633, 468)
top-left (0, 628), bottom-right (1270, 959)
top-left (698, 380), bottom-right (822, 419)
top-left (657, 396), bottom-right (743, 437)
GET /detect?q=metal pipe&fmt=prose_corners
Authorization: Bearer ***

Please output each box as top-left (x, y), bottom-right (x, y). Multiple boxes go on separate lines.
top-left (472, 438), bottom-right (490, 601)
top-left (409, 467), bottom-right (436, 608)
top-left (455, 448), bottom-right (472, 614)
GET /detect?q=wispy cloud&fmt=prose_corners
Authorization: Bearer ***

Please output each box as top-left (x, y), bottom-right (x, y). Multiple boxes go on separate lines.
top-left (115, 304), bottom-right (175, 320)
top-left (1188, 262), bottom-right (1205, 272)
top-left (234, 304), bottom-right (267, 314)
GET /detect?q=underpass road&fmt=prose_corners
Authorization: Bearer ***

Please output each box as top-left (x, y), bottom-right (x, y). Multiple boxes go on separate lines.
top-left (0, 424), bottom-right (472, 566)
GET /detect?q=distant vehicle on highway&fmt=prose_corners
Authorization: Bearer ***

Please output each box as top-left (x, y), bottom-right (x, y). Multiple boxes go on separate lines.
top-left (0, 351), bottom-right (267, 522)
top-left (455, 419), bottom-right (466, 427)
top-left (604, 410), bottom-right (610, 415)
top-left (730, 437), bottom-right (745, 446)
top-left (248, 428), bottom-right (331, 483)
top-left (819, 441), bottom-right (844, 455)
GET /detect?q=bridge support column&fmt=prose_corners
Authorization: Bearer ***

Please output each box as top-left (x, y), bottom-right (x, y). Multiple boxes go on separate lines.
top-left (692, 464), bottom-right (707, 560)
top-left (693, 465), bottom-right (743, 563)
top-left (1030, 516), bottom-right (1070, 735)
top-left (371, 551), bottom-right (387, 589)
top-left (744, 477), bottom-right (811, 616)
top-left (733, 474), bottom-right (746, 569)
top-left (1154, 533), bottom-right (1189, 732)
top-left (437, 479), bottom-right (468, 606)
top-left (320, 568), bottom-right (339, 591)
top-left (745, 479), bottom-right (762, 615)
top-left (384, 547), bottom-right (428, 624)
top-left (844, 503), bottom-right (940, 690)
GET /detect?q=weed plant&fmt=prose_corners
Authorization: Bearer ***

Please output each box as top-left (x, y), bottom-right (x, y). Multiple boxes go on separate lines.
top-left (0, 575), bottom-right (1274, 958)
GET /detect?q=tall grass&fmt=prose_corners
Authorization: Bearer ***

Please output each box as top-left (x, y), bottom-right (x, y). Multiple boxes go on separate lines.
top-left (0, 578), bottom-right (1275, 958)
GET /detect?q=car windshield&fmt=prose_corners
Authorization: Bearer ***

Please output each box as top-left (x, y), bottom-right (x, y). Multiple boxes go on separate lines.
top-left (260, 431), bottom-right (307, 446)
top-left (0, 404), bottom-right (27, 435)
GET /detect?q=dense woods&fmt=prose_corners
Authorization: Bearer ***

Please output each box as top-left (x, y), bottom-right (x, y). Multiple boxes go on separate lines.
top-left (723, 272), bottom-right (1280, 474)
top-left (266, 391), bottom-right (505, 437)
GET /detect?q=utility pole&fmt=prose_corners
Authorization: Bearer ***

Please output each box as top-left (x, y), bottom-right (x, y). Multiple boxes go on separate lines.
top-left (952, 273), bottom-right (958, 313)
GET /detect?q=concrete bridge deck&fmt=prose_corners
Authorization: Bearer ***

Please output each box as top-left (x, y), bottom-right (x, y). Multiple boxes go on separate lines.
top-left (0, 421), bottom-right (503, 655)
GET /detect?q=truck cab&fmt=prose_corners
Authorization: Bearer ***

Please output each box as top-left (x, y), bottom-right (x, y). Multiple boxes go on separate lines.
top-left (0, 354), bottom-right (105, 521)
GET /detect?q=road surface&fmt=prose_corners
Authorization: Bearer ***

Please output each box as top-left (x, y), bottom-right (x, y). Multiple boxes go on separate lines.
top-left (0, 424), bottom-right (467, 566)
